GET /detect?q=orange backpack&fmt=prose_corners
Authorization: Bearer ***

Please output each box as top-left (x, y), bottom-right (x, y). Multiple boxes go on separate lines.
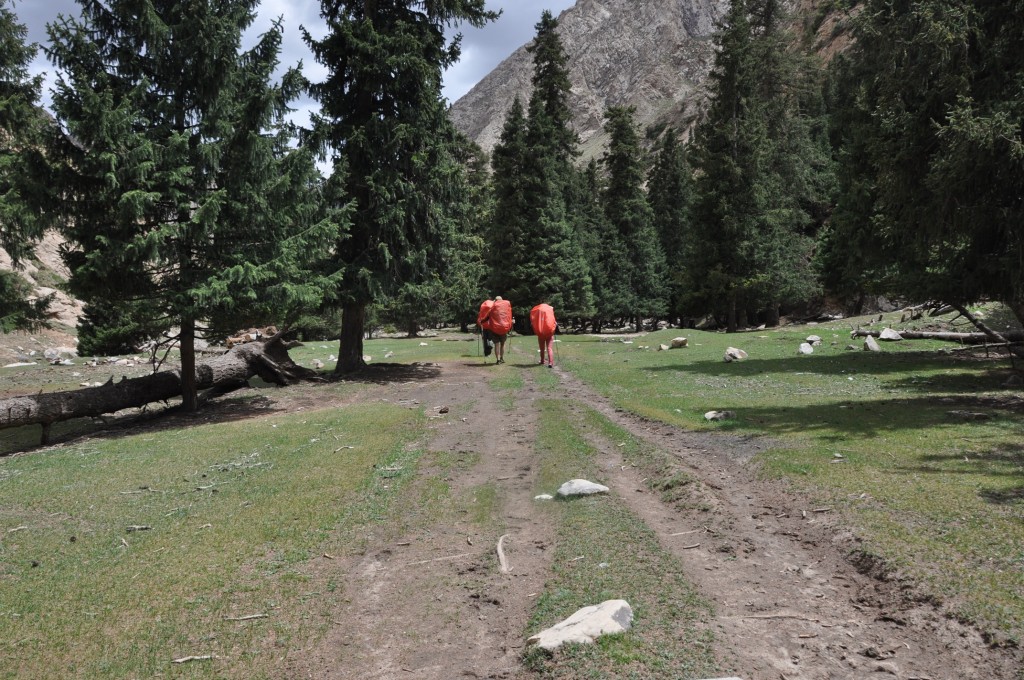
top-left (530, 303), bottom-right (557, 339)
top-left (489, 299), bottom-right (513, 335)
top-left (477, 300), bottom-right (495, 330)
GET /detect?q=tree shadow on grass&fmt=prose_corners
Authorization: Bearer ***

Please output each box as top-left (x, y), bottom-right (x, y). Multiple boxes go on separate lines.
top-left (328, 361), bottom-right (442, 385)
top-left (894, 444), bottom-right (1024, 507)
top-left (1, 363), bottom-right (447, 457)
top-left (647, 348), bottom-right (1018, 383)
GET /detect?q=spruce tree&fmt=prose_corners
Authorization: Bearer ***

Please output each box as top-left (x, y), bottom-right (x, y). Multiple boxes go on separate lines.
top-left (0, 1), bottom-right (56, 332)
top-left (446, 138), bottom-right (492, 332)
top-left (305, 0), bottom-right (497, 372)
top-left (46, 1), bottom-right (339, 409)
top-left (831, 0), bottom-right (1024, 326)
top-left (568, 159), bottom-right (616, 331)
top-left (685, 0), bottom-right (758, 330)
top-left (488, 10), bottom-right (592, 325)
top-left (601, 106), bottom-right (667, 330)
top-left (647, 128), bottom-right (692, 324)
top-left (686, 0), bottom-right (824, 330)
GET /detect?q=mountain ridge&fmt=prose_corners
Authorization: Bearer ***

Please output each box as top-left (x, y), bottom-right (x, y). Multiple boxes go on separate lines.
top-left (448, 0), bottom-right (730, 156)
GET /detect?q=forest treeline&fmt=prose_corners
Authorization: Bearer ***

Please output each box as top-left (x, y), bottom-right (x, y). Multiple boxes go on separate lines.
top-left (1, 0), bottom-right (1022, 409)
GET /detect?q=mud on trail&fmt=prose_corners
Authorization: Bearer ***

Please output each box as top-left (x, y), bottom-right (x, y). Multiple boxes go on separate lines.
top-left (290, 357), bottom-right (1021, 680)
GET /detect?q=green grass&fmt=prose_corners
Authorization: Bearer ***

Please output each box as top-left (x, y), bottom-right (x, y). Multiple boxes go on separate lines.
top-left (551, 314), bottom-right (1024, 644)
top-left (2, 312), bottom-right (1023, 674)
top-left (525, 398), bottom-right (717, 678)
top-left (0, 403), bottom-right (425, 679)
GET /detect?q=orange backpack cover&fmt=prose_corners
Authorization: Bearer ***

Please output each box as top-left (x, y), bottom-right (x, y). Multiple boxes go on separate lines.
top-left (530, 303), bottom-right (557, 339)
top-left (477, 300), bottom-right (495, 330)
top-left (489, 299), bottom-right (513, 335)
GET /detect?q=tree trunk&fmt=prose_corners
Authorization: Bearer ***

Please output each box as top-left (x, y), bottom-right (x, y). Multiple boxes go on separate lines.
top-left (727, 292), bottom-right (738, 333)
top-left (0, 337), bottom-right (313, 443)
top-left (180, 316), bottom-right (198, 412)
top-left (335, 302), bottom-right (366, 374)
top-left (851, 329), bottom-right (1024, 344)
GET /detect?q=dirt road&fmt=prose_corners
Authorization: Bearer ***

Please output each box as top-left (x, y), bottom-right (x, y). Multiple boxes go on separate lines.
top-left (287, 356), bottom-right (1021, 679)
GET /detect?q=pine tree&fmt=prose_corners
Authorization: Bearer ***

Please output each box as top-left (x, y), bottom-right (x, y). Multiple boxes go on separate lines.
top-left (487, 11), bottom-right (592, 326)
top-left (567, 159), bottom-right (616, 331)
top-left (46, 1), bottom-right (340, 409)
top-left (686, 0), bottom-right (824, 330)
top-left (0, 1), bottom-right (56, 331)
top-left (685, 0), bottom-right (758, 330)
top-left (305, 0), bottom-right (497, 372)
top-left (601, 106), bottom-right (667, 330)
top-left (487, 98), bottom-right (530, 298)
top-left (445, 138), bottom-right (492, 332)
top-left (830, 0), bottom-right (1024, 326)
top-left (647, 129), bottom-right (692, 324)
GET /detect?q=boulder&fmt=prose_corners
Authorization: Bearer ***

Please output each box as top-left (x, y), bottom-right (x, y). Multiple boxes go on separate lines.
top-left (798, 342), bottom-right (814, 355)
top-left (704, 410), bottom-right (736, 421)
top-left (806, 335), bottom-right (822, 344)
top-left (724, 347), bottom-right (748, 362)
top-left (556, 479), bottom-right (610, 497)
top-left (670, 336), bottom-right (688, 349)
top-left (658, 344), bottom-right (670, 351)
top-left (526, 599), bottom-right (633, 650)
top-left (864, 336), bottom-right (881, 352)
top-left (879, 328), bottom-right (903, 341)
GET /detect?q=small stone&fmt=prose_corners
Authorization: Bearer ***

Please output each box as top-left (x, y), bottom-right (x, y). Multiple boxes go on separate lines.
top-left (556, 479), bottom-right (609, 497)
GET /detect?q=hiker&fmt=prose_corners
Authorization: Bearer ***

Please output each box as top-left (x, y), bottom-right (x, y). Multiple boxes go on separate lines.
top-left (489, 296), bottom-right (513, 364)
top-left (477, 299), bottom-right (495, 358)
top-left (530, 302), bottom-right (557, 368)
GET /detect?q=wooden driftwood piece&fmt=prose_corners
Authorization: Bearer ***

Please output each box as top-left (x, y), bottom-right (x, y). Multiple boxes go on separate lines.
top-left (1, 336), bottom-right (314, 444)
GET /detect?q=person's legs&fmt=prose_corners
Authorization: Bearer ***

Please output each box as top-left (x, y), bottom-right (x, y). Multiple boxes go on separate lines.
top-left (537, 336), bottom-right (546, 363)
top-left (545, 337), bottom-right (554, 367)
top-left (496, 337), bottom-right (506, 363)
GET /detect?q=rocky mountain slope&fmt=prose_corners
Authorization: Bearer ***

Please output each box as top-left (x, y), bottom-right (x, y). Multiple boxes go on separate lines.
top-left (449, 0), bottom-right (730, 157)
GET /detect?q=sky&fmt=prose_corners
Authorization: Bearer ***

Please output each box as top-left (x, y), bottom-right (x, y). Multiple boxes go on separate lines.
top-left (14, 0), bottom-right (576, 120)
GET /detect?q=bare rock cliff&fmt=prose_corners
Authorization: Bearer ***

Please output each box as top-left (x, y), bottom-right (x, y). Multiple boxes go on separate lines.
top-left (448, 0), bottom-right (729, 157)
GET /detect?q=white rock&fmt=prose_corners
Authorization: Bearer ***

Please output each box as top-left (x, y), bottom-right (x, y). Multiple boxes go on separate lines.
top-left (312, 359), bottom-right (324, 369)
top-left (724, 347), bottom-right (748, 362)
top-left (419, 342), bottom-right (428, 346)
top-left (526, 599), bottom-right (633, 650)
top-left (363, 355), bottom-right (372, 362)
top-left (704, 410), bottom-right (736, 421)
top-left (670, 336), bottom-right (688, 349)
top-left (806, 335), bottom-right (822, 343)
top-left (3, 362), bottom-right (37, 368)
top-left (658, 344), bottom-right (670, 351)
top-left (879, 328), bottom-right (903, 341)
top-left (534, 494), bottom-right (554, 501)
top-left (864, 335), bottom-right (881, 352)
top-left (798, 342), bottom-right (814, 355)
top-left (556, 479), bottom-right (609, 497)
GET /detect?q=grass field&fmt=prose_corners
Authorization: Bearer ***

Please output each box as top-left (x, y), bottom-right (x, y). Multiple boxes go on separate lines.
top-left (551, 316), bottom-right (1024, 644)
top-left (2, 310), bottom-right (1023, 676)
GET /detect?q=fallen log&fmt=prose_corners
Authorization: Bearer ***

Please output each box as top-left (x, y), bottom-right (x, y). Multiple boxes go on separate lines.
top-left (1, 336), bottom-right (314, 445)
top-left (851, 329), bottom-right (1024, 344)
